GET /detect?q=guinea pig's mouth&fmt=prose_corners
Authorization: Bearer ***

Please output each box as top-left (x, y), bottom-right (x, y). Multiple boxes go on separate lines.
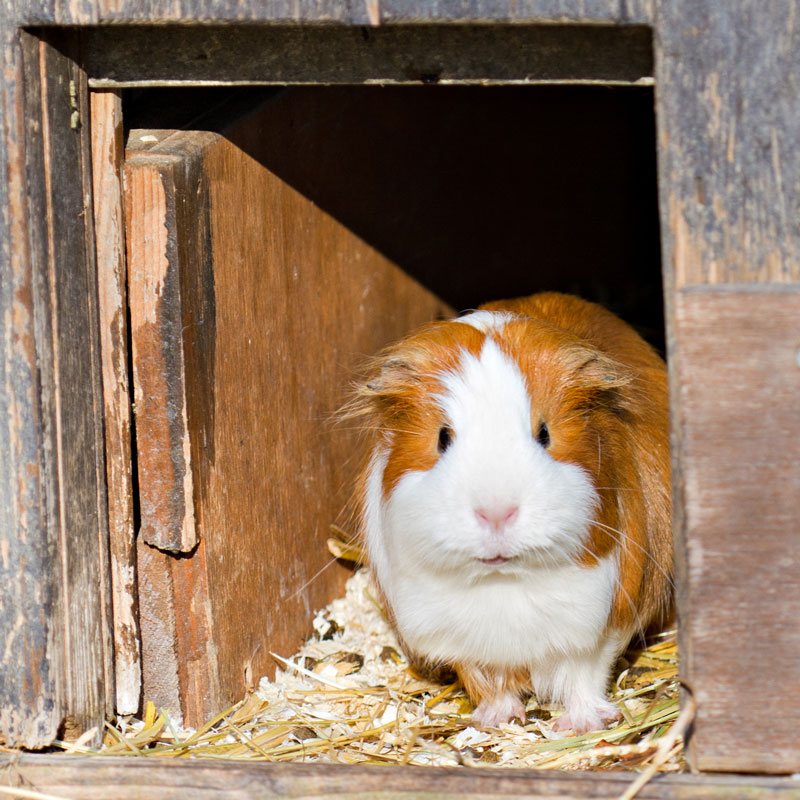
top-left (477, 555), bottom-right (515, 566)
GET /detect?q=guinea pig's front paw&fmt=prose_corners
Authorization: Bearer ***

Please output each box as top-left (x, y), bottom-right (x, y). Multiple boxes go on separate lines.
top-left (552, 698), bottom-right (621, 735)
top-left (473, 694), bottom-right (527, 728)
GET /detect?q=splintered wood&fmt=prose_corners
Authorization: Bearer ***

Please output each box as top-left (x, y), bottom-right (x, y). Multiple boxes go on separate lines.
top-left (72, 569), bottom-right (683, 772)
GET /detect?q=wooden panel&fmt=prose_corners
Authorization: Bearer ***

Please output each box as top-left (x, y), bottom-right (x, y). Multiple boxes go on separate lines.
top-left (82, 25), bottom-right (653, 88)
top-left (656, 1), bottom-right (800, 286)
top-left (4, 755), bottom-right (800, 800)
top-left (125, 109), bottom-right (451, 724)
top-left (671, 286), bottom-right (800, 773)
top-left (14, 1), bottom-right (653, 25)
top-left (656, 1), bottom-right (800, 772)
top-left (90, 89), bottom-right (142, 716)
top-left (0, 29), bottom-right (111, 746)
top-left (35, 30), bottom-right (115, 740)
top-left (0, 25), bottom-right (63, 748)
top-left (125, 155), bottom-right (200, 554)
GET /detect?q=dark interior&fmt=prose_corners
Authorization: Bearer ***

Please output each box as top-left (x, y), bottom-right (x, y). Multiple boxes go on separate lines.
top-left (125, 85), bottom-right (663, 351)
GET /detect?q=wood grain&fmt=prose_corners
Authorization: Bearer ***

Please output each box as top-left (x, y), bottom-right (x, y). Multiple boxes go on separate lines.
top-left (90, 89), bottom-right (141, 716)
top-left (12, 1), bottom-right (654, 25)
top-left (82, 25), bottom-right (653, 88)
top-left (656, 1), bottom-right (800, 286)
top-left (655, 1), bottom-right (800, 772)
top-left (36, 29), bottom-right (115, 741)
top-left (3, 755), bottom-right (800, 799)
top-left (125, 107), bottom-right (451, 724)
top-left (0, 24), bottom-right (62, 748)
top-left (671, 286), bottom-right (800, 773)
top-left (0, 29), bottom-right (111, 746)
top-left (125, 156), bottom-right (200, 555)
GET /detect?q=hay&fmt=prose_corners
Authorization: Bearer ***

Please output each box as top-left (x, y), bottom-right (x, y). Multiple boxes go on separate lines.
top-left (61, 564), bottom-right (685, 775)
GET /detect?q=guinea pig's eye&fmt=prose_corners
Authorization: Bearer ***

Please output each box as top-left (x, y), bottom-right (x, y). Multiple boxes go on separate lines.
top-left (535, 422), bottom-right (550, 448)
top-left (437, 426), bottom-right (454, 454)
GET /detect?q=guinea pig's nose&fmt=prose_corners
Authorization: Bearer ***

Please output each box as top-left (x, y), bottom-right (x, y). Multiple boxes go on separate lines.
top-left (474, 505), bottom-right (519, 532)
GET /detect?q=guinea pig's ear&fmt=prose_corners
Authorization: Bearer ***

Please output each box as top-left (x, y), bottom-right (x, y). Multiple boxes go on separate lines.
top-left (570, 347), bottom-right (633, 391)
top-left (364, 357), bottom-right (416, 396)
top-left (350, 352), bottom-right (424, 419)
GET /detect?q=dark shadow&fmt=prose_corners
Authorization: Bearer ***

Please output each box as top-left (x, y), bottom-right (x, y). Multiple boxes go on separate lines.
top-left (126, 85), bottom-right (664, 350)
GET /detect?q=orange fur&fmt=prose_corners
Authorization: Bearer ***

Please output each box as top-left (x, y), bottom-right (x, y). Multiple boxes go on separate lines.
top-left (456, 663), bottom-right (531, 714)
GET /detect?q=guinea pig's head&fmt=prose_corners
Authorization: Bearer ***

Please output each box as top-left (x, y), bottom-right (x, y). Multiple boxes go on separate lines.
top-left (353, 310), bottom-right (632, 583)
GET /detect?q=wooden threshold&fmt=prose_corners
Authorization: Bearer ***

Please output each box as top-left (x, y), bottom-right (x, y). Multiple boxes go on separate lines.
top-left (2, 756), bottom-right (799, 799)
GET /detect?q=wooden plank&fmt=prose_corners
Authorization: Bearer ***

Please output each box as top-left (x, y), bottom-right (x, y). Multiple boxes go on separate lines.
top-left (90, 89), bottom-right (142, 716)
top-left (82, 25), bottom-right (653, 87)
top-left (34, 29), bottom-right (114, 739)
top-left (125, 155), bottom-right (200, 554)
top-left (655, 1), bottom-right (800, 772)
top-left (3, 755), bottom-right (800, 799)
top-left (656, 0), bottom-right (800, 287)
top-left (125, 107), bottom-right (451, 725)
top-left (0, 22), bottom-right (62, 748)
top-left (669, 286), bottom-right (800, 774)
top-left (13, 1), bottom-right (654, 25)
top-left (0, 27), bottom-right (111, 746)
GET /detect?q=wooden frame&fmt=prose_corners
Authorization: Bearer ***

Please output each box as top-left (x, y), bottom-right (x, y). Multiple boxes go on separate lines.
top-left (2, 756), bottom-right (799, 799)
top-left (1, 0), bottom-right (798, 792)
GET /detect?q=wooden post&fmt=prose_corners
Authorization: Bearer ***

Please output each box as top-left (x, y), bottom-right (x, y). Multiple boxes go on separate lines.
top-left (90, 89), bottom-right (142, 716)
top-left (0, 29), bottom-right (112, 746)
top-left (656, 0), bottom-right (800, 773)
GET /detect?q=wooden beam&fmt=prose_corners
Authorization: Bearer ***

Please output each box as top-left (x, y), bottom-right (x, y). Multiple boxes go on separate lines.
top-left (669, 286), bottom-right (800, 774)
top-left (82, 25), bottom-right (653, 88)
top-left (0, 28), bottom-right (112, 746)
top-left (0, 21), bottom-right (62, 749)
top-left (34, 29), bottom-right (114, 741)
top-left (90, 89), bottom-right (142, 716)
top-left (15, 1), bottom-right (654, 26)
top-left (124, 152), bottom-right (201, 555)
top-left (2, 755), bottom-right (799, 799)
top-left (656, 1), bottom-right (800, 287)
top-left (656, 1), bottom-right (800, 773)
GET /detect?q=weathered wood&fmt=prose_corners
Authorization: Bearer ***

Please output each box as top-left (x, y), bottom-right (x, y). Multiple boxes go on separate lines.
top-left (125, 155), bottom-right (200, 555)
top-left (82, 25), bottom-right (653, 88)
top-left (34, 29), bottom-right (115, 739)
top-left (0, 28), bottom-right (111, 746)
top-left (135, 536), bottom-right (220, 723)
top-left (90, 89), bottom-right (141, 716)
top-left (669, 286), bottom-right (800, 774)
top-left (3, 755), bottom-right (800, 799)
top-left (0, 23), bottom-right (62, 748)
top-left (13, 1), bottom-right (654, 26)
top-left (124, 107), bottom-right (451, 725)
top-left (655, 0), bottom-right (800, 773)
top-left (656, 1), bottom-right (800, 286)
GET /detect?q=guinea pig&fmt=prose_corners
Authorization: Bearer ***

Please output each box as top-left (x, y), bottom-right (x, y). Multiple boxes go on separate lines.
top-left (350, 292), bottom-right (672, 733)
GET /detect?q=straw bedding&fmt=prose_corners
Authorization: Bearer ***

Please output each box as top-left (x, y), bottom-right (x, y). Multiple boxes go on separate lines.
top-left (68, 565), bottom-right (684, 775)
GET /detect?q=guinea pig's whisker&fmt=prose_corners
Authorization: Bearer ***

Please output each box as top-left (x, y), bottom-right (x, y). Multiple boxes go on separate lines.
top-left (588, 519), bottom-right (676, 591)
top-left (285, 555), bottom-right (341, 602)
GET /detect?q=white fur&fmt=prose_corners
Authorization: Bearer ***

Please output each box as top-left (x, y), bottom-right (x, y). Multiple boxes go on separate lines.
top-left (365, 336), bottom-right (623, 721)
top-left (454, 310), bottom-right (515, 333)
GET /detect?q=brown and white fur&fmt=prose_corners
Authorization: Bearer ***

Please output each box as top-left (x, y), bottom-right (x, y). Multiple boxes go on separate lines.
top-left (351, 293), bottom-right (672, 733)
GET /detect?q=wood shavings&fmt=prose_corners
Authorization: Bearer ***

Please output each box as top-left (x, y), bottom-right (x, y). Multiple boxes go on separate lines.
top-left (68, 567), bottom-right (684, 776)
